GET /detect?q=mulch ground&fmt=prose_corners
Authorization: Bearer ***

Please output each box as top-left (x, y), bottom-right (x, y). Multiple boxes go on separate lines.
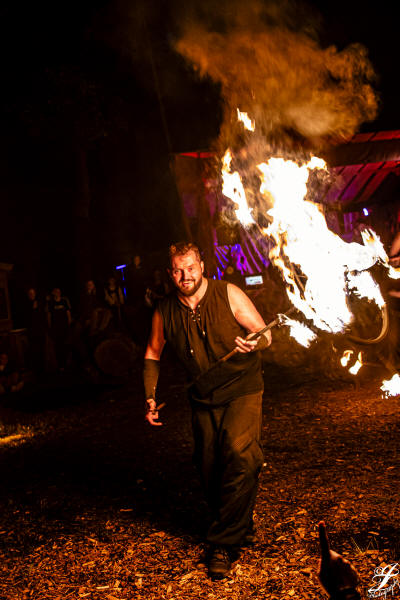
top-left (0, 355), bottom-right (399, 600)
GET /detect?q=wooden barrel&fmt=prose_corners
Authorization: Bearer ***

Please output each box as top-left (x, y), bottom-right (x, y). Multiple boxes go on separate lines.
top-left (94, 334), bottom-right (139, 377)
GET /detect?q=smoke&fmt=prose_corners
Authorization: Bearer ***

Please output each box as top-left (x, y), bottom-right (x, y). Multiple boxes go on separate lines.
top-left (173, 0), bottom-right (378, 152)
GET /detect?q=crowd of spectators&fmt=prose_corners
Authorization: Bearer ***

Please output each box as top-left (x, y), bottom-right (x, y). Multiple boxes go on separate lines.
top-left (0, 255), bottom-right (171, 394)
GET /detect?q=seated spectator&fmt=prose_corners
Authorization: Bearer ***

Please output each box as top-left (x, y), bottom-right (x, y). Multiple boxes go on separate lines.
top-left (318, 521), bottom-right (360, 600)
top-left (0, 352), bottom-right (24, 394)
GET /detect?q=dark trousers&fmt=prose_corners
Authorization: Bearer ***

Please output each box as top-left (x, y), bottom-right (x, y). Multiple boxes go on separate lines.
top-left (191, 391), bottom-right (263, 547)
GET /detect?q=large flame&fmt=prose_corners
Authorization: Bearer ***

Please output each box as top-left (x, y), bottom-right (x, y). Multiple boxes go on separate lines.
top-left (219, 111), bottom-right (400, 395)
top-left (258, 157), bottom-right (388, 332)
top-left (221, 114), bottom-right (399, 338)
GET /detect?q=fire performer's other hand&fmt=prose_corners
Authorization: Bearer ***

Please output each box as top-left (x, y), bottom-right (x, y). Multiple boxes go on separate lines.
top-left (145, 398), bottom-right (163, 427)
top-left (318, 521), bottom-right (359, 598)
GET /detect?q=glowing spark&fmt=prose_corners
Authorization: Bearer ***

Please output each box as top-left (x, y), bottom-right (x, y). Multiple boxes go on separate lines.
top-left (282, 316), bottom-right (317, 347)
top-left (381, 374), bottom-right (400, 397)
top-left (237, 109), bottom-right (255, 131)
top-left (221, 150), bottom-right (255, 226)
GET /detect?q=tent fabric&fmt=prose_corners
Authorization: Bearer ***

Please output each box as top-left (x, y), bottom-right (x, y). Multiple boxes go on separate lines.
top-left (324, 139), bottom-right (400, 167)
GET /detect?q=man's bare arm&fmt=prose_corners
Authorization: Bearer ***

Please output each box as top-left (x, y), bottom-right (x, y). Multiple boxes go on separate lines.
top-left (227, 283), bottom-right (272, 353)
top-left (144, 308), bottom-right (166, 361)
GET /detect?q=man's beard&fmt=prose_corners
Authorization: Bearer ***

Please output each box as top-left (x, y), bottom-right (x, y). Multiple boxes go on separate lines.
top-left (176, 277), bottom-right (203, 297)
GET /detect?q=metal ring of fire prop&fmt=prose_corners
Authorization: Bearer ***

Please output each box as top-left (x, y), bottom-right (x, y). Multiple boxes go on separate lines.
top-left (288, 261), bottom-right (389, 346)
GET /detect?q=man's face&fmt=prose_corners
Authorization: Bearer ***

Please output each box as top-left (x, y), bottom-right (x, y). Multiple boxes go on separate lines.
top-left (170, 251), bottom-right (204, 297)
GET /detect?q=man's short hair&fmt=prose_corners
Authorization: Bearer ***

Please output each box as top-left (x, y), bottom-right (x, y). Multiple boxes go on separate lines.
top-left (169, 242), bottom-right (202, 266)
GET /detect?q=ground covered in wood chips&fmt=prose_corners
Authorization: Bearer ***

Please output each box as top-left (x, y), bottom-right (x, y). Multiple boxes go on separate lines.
top-left (0, 355), bottom-right (399, 600)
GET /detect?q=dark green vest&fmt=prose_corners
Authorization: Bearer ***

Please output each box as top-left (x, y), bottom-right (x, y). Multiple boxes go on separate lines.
top-left (158, 279), bottom-right (263, 405)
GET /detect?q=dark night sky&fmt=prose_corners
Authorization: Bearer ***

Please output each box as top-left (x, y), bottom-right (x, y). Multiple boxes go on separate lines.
top-left (0, 0), bottom-right (399, 301)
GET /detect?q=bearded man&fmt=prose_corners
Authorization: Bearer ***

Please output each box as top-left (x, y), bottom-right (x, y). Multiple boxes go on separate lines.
top-left (143, 242), bottom-right (271, 579)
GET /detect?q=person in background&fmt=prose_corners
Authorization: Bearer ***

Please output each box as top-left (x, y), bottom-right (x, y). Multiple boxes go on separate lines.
top-left (24, 287), bottom-right (48, 374)
top-left (125, 254), bottom-right (147, 308)
top-left (46, 288), bottom-right (72, 370)
top-left (104, 276), bottom-right (125, 326)
top-left (144, 268), bottom-right (170, 309)
top-left (79, 279), bottom-right (105, 333)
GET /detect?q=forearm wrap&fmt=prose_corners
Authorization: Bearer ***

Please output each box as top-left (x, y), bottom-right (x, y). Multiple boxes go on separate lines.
top-left (255, 332), bottom-right (271, 351)
top-left (143, 358), bottom-right (160, 400)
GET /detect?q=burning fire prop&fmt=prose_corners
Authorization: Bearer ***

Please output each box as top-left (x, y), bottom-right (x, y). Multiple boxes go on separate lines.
top-left (222, 110), bottom-right (400, 396)
top-left (340, 350), bottom-right (363, 376)
top-left (381, 374), bottom-right (400, 398)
